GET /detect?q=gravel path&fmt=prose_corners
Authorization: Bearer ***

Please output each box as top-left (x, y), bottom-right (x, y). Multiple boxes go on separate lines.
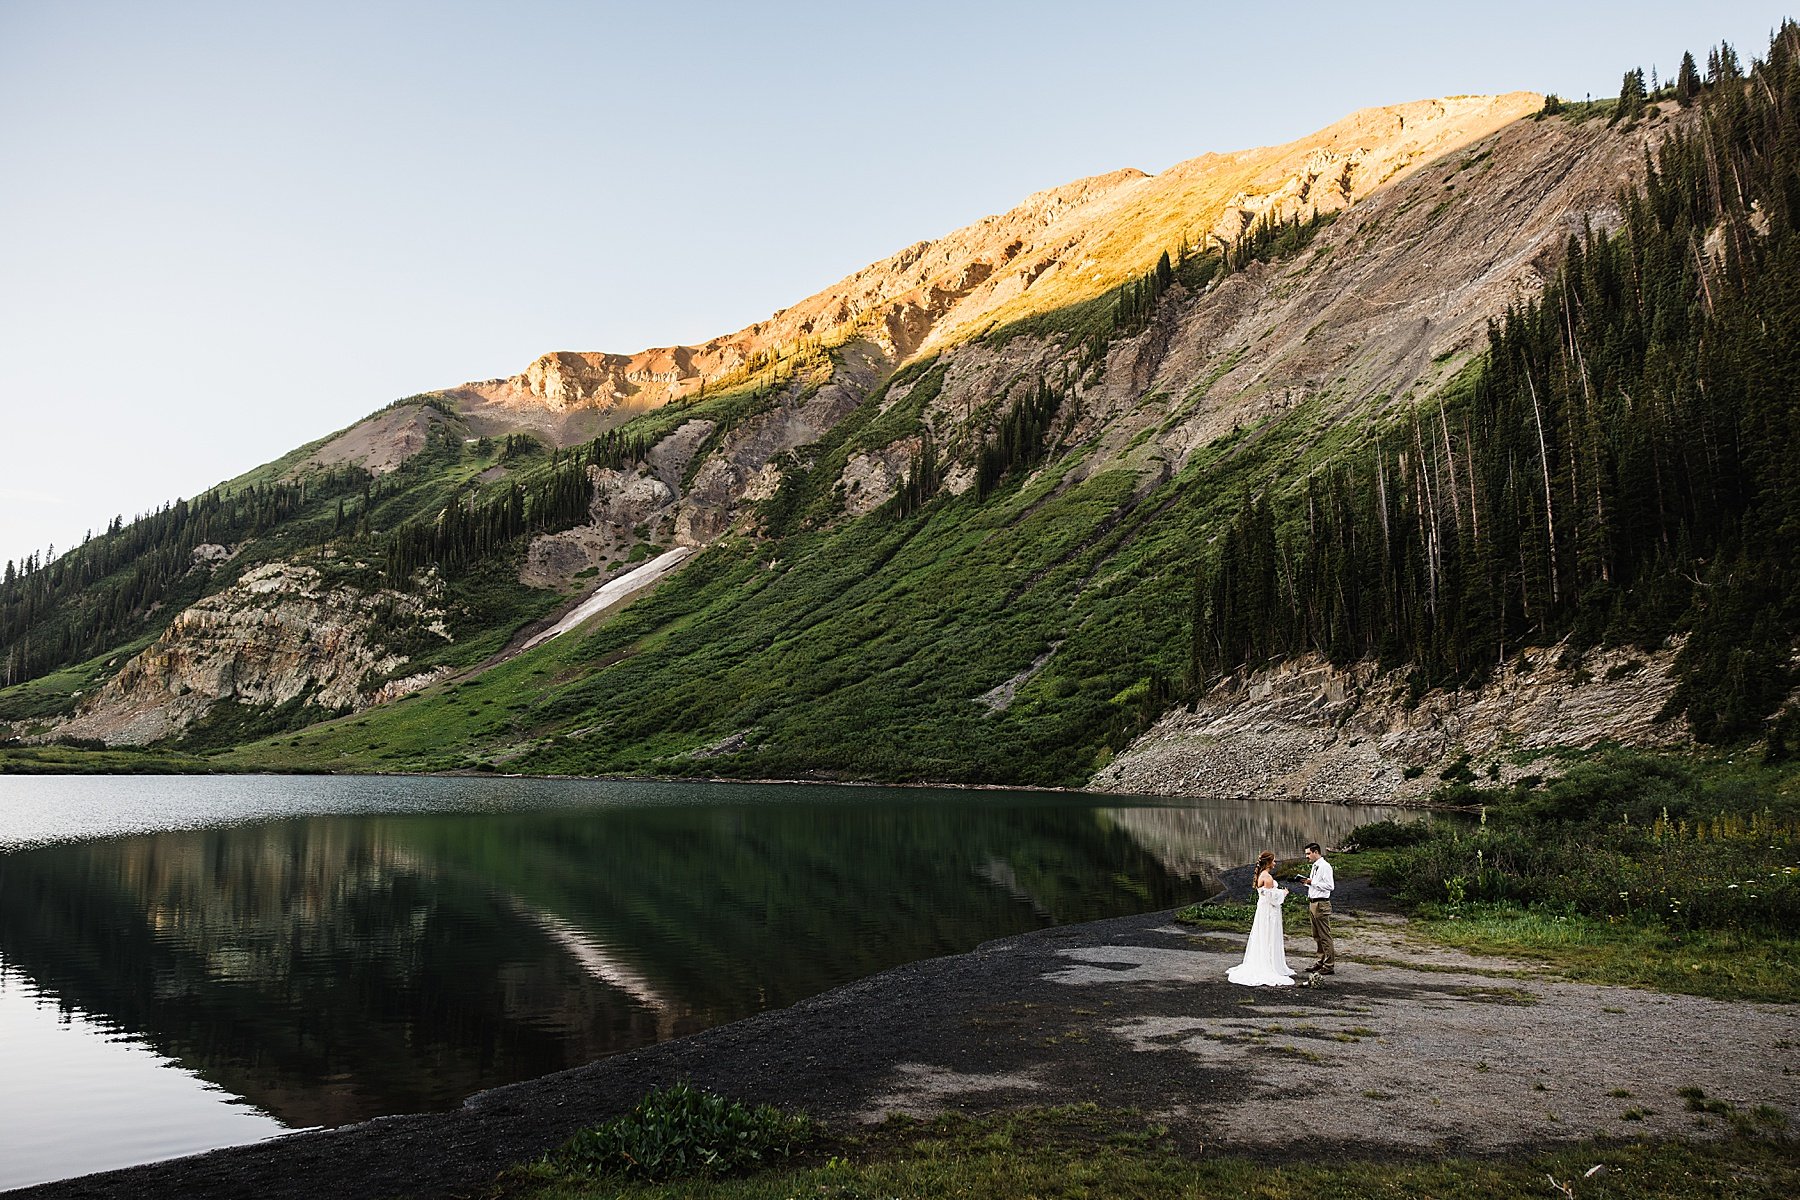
top-left (12, 892), bottom-right (1794, 1199)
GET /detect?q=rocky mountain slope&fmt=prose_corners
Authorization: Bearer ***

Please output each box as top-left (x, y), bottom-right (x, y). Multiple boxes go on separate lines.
top-left (1, 84), bottom-right (1726, 781)
top-left (52, 561), bottom-right (449, 745)
top-left (442, 87), bottom-right (1639, 594)
top-left (1091, 644), bottom-right (1689, 804)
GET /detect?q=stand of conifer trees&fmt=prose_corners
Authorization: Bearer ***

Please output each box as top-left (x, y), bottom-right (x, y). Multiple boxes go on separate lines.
top-left (1, 469), bottom-right (367, 686)
top-left (976, 378), bottom-right (1067, 499)
top-left (893, 436), bottom-right (940, 518)
top-left (381, 429), bottom-right (648, 582)
top-left (1114, 252), bottom-right (1176, 336)
top-left (1105, 210), bottom-right (1331, 357)
top-left (1220, 209), bottom-right (1334, 275)
top-left (1191, 26), bottom-right (1800, 742)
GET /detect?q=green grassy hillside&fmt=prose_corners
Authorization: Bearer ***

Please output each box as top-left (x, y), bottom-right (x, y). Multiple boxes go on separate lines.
top-left (218, 384), bottom-right (1403, 782)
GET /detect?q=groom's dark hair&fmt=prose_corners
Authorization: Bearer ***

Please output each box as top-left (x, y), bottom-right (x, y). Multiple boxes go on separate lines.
top-left (1304, 842), bottom-right (1322, 854)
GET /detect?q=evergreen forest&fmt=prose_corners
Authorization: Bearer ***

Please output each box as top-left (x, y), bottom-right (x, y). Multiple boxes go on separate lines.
top-left (1193, 28), bottom-right (1800, 744)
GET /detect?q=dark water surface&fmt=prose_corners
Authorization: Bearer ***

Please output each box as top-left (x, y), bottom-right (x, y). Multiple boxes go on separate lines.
top-left (0, 774), bottom-right (1407, 1189)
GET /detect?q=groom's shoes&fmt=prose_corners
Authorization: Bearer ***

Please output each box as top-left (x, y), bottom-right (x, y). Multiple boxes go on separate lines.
top-left (1307, 963), bottom-right (1335, 975)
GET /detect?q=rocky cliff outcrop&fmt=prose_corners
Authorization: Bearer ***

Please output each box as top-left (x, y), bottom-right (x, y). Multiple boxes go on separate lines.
top-left (48, 562), bottom-right (450, 745)
top-left (672, 340), bottom-right (888, 545)
top-left (519, 337), bottom-right (894, 584)
top-left (838, 438), bottom-right (920, 517)
top-left (519, 467), bottom-right (680, 589)
top-left (1090, 645), bottom-right (1690, 804)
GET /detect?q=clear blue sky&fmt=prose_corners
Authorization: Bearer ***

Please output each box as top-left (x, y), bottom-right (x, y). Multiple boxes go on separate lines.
top-left (0, 1), bottom-right (1782, 565)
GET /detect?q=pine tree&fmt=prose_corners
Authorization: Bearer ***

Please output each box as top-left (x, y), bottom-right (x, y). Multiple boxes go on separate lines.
top-left (1676, 51), bottom-right (1701, 104)
top-left (1613, 67), bottom-right (1648, 124)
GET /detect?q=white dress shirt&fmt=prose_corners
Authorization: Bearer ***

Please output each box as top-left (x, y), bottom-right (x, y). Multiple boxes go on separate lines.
top-left (1307, 857), bottom-right (1335, 899)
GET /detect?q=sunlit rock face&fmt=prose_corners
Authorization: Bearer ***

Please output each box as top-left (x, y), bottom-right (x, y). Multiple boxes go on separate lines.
top-left (451, 94), bottom-right (1547, 431)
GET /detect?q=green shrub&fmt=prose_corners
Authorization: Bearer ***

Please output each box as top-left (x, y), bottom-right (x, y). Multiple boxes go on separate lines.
top-left (1438, 752), bottom-right (1476, 783)
top-left (1370, 806), bottom-right (1799, 936)
top-left (1347, 818), bottom-right (1433, 849)
top-left (1514, 754), bottom-right (1700, 825)
top-left (1176, 899), bottom-right (1309, 934)
top-left (550, 1084), bottom-right (812, 1182)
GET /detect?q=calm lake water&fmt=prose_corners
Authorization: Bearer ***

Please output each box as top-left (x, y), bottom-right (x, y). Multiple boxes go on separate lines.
top-left (0, 774), bottom-right (1408, 1190)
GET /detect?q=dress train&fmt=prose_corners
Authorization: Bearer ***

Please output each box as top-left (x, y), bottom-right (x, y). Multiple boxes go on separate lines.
top-left (1226, 885), bottom-right (1295, 987)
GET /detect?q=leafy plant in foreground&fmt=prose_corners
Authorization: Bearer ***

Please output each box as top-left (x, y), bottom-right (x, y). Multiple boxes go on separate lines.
top-left (550, 1084), bottom-right (812, 1182)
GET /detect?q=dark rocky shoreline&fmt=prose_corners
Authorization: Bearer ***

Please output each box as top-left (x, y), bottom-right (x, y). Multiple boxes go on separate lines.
top-left (0, 873), bottom-right (1390, 1200)
top-left (12, 873), bottom-right (1793, 1200)
top-left (9, 910), bottom-right (1223, 1200)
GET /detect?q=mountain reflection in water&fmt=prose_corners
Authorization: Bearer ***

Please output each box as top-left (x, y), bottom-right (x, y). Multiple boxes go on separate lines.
top-left (0, 779), bottom-right (1402, 1153)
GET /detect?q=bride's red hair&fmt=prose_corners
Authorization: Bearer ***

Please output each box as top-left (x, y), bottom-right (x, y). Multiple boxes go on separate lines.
top-left (1255, 851), bottom-right (1276, 877)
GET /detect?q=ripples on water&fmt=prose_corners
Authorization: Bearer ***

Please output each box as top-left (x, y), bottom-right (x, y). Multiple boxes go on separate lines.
top-left (0, 775), bottom-right (1409, 1189)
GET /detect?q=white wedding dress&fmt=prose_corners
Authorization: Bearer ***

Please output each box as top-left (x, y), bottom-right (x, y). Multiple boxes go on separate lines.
top-left (1226, 885), bottom-right (1295, 986)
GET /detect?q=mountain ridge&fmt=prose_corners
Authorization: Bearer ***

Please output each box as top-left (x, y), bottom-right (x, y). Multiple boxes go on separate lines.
top-left (5, 78), bottom-right (1754, 785)
top-left (404, 94), bottom-right (1544, 449)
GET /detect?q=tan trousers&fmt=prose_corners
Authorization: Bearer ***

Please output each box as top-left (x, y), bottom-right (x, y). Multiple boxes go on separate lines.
top-left (1309, 899), bottom-right (1335, 966)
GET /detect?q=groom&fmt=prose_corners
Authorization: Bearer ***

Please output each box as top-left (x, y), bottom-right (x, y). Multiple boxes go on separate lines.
top-left (1301, 842), bottom-right (1335, 974)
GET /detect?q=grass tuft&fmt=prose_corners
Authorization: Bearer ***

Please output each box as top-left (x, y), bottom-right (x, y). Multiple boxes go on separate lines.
top-left (500, 1106), bottom-right (1800, 1199)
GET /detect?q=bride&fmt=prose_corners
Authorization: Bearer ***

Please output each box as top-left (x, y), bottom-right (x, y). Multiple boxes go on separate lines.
top-left (1226, 851), bottom-right (1295, 987)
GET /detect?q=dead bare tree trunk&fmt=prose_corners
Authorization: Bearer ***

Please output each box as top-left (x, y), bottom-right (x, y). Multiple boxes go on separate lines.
top-left (1439, 399), bottom-right (1464, 532)
top-left (1525, 365), bottom-right (1561, 606)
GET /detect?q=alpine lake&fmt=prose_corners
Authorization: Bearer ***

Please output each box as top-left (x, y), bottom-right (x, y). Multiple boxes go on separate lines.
top-left (0, 774), bottom-right (1410, 1190)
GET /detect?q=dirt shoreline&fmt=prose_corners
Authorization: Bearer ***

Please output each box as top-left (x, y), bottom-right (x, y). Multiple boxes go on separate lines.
top-left (11, 872), bottom-right (1794, 1200)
